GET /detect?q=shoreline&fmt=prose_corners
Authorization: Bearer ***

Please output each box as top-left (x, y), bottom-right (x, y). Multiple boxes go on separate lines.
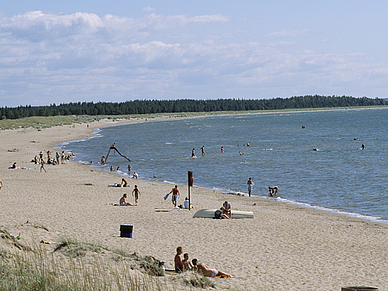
top-left (58, 111), bottom-right (388, 226)
top-left (1, 114), bottom-right (388, 290)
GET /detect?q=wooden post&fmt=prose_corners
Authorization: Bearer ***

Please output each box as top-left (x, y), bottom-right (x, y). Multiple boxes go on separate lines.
top-left (188, 171), bottom-right (193, 211)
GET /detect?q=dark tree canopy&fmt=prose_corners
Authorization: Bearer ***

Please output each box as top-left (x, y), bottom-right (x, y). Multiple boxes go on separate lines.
top-left (0, 95), bottom-right (387, 120)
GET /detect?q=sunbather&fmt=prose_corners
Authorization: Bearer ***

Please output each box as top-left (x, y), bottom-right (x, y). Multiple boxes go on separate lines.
top-left (192, 259), bottom-right (233, 278)
top-left (119, 194), bottom-right (135, 206)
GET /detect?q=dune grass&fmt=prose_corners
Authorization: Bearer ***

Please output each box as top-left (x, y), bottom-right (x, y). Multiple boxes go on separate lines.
top-left (0, 230), bottom-right (225, 291)
top-left (0, 231), bottom-right (166, 291)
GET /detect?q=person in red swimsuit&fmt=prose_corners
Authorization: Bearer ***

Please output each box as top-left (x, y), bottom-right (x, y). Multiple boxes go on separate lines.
top-left (169, 185), bottom-right (180, 207)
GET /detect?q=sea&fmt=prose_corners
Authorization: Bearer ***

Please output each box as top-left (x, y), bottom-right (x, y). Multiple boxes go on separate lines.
top-left (57, 108), bottom-right (388, 223)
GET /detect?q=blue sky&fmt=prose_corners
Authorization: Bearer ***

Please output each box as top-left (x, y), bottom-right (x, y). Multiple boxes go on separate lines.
top-left (1, 1), bottom-right (388, 107)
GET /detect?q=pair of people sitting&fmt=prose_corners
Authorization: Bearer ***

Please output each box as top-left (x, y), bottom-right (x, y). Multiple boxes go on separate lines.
top-left (214, 201), bottom-right (231, 219)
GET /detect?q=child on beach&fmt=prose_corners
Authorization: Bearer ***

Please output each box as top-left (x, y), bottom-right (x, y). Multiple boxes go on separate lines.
top-left (182, 253), bottom-right (193, 271)
top-left (132, 185), bottom-right (141, 205)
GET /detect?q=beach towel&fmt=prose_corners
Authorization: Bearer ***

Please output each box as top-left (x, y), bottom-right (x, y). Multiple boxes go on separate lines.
top-left (163, 193), bottom-right (170, 200)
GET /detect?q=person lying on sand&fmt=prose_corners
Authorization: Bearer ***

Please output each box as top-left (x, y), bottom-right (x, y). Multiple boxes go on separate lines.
top-left (10, 162), bottom-right (20, 169)
top-left (192, 259), bottom-right (233, 278)
top-left (119, 194), bottom-right (135, 206)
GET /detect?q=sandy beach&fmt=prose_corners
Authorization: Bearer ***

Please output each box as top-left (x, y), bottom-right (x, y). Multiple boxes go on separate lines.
top-left (1, 118), bottom-right (388, 291)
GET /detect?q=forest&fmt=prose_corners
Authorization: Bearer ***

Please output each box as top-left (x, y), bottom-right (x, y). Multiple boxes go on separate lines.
top-left (1, 95), bottom-right (387, 120)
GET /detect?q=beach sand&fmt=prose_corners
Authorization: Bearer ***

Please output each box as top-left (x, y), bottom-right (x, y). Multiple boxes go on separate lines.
top-left (1, 119), bottom-right (388, 290)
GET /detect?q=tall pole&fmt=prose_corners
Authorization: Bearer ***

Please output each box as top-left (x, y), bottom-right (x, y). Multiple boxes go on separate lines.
top-left (188, 171), bottom-right (193, 211)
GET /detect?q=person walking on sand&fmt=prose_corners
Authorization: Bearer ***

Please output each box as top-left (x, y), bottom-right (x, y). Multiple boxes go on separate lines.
top-left (174, 246), bottom-right (183, 272)
top-left (247, 177), bottom-right (254, 197)
top-left (132, 185), bottom-right (141, 205)
top-left (0, 179), bottom-right (3, 193)
top-left (192, 259), bottom-right (233, 278)
top-left (169, 185), bottom-right (180, 207)
top-left (40, 158), bottom-right (46, 173)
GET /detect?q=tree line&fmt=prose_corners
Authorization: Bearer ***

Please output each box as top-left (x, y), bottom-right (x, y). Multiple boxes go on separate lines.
top-left (1, 95), bottom-right (387, 120)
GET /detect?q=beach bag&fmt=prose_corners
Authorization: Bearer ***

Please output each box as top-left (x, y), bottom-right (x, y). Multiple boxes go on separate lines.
top-left (214, 209), bottom-right (222, 219)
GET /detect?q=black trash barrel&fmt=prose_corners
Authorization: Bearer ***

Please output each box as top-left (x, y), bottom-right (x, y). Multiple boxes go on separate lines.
top-left (341, 287), bottom-right (378, 291)
top-left (120, 224), bottom-right (133, 238)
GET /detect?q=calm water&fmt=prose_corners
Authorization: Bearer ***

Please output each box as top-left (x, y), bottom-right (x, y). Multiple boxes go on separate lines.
top-left (58, 109), bottom-right (388, 222)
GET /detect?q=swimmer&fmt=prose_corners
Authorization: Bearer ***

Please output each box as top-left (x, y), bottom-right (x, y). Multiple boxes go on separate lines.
top-left (268, 186), bottom-right (279, 197)
top-left (201, 146), bottom-right (205, 156)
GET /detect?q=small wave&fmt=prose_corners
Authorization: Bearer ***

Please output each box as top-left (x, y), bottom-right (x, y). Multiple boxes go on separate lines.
top-left (275, 197), bottom-right (388, 224)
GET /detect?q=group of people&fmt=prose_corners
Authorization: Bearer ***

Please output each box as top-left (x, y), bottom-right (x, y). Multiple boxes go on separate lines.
top-left (119, 185), bottom-right (141, 206)
top-left (247, 177), bottom-right (279, 197)
top-left (105, 162), bottom-right (138, 179)
top-left (174, 246), bottom-right (233, 278)
top-left (166, 185), bottom-right (194, 209)
top-left (31, 150), bottom-right (73, 172)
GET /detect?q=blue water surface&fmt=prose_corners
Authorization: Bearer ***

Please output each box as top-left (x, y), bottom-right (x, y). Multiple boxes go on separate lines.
top-left (58, 108), bottom-right (388, 222)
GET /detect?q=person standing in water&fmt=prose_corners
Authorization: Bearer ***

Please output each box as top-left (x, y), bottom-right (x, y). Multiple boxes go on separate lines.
top-left (201, 146), bottom-right (205, 156)
top-left (192, 148), bottom-right (196, 158)
top-left (247, 177), bottom-right (254, 197)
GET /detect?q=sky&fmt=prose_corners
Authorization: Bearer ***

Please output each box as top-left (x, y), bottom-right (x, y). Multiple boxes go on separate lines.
top-left (1, 0), bottom-right (388, 107)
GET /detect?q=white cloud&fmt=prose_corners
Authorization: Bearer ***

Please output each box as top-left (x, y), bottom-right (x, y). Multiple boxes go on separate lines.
top-left (143, 6), bottom-right (156, 13)
top-left (0, 11), bottom-right (387, 106)
top-left (267, 29), bottom-right (310, 38)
